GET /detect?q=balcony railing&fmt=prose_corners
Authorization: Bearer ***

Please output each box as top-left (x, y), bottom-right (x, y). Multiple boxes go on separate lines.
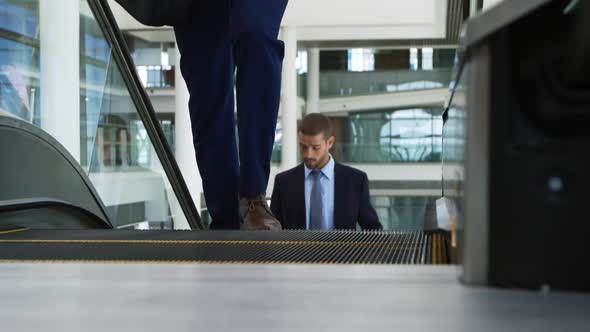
top-left (319, 69), bottom-right (453, 98)
top-left (136, 65), bottom-right (175, 89)
top-left (337, 142), bottom-right (442, 163)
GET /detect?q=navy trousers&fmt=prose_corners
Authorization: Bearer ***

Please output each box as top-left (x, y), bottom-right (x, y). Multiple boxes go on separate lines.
top-left (174, 0), bottom-right (288, 229)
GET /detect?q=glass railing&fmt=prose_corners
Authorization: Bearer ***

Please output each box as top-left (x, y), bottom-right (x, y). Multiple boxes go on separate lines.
top-left (441, 54), bottom-right (466, 204)
top-left (0, 0), bottom-right (201, 229)
top-left (320, 69), bottom-right (453, 98)
top-left (372, 196), bottom-right (438, 231)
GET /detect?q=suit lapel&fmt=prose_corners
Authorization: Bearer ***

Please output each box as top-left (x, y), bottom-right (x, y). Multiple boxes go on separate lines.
top-left (333, 162), bottom-right (346, 229)
top-left (293, 164), bottom-right (306, 229)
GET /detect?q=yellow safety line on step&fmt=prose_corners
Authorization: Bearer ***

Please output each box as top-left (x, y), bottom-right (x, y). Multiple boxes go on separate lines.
top-left (0, 239), bottom-right (419, 249)
top-left (0, 258), bottom-right (424, 265)
top-left (0, 228), bottom-right (29, 236)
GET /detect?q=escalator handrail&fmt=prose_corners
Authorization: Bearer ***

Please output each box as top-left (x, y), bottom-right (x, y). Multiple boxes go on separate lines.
top-left (87, 0), bottom-right (204, 229)
top-left (444, 0), bottom-right (555, 123)
top-left (0, 116), bottom-right (113, 229)
top-left (0, 198), bottom-right (111, 229)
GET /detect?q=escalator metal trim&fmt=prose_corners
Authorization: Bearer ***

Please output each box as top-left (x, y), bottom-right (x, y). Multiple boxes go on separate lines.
top-left (0, 230), bottom-right (452, 265)
top-left (0, 228), bottom-right (29, 236)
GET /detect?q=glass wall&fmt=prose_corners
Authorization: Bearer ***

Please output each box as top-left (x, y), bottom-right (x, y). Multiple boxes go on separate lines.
top-left (442, 53), bottom-right (466, 215)
top-left (338, 108), bottom-right (444, 163)
top-left (127, 37), bottom-right (175, 89)
top-left (372, 196), bottom-right (437, 231)
top-left (0, 0), bottom-right (189, 229)
top-left (442, 54), bottom-right (466, 163)
top-left (0, 0), bottom-right (39, 123)
top-left (271, 120), bottom-right (282, 164)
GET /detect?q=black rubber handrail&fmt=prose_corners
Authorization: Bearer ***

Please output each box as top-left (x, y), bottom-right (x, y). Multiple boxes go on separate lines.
top-left (0, 116), bottom-right (114, 229)
top-left (0, 198), bottom-right (111, 229)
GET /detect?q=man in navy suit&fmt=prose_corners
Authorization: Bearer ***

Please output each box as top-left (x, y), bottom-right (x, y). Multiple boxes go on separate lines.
top-left (271, 114), bottom-right (382, 230)
top-left (174, 0), bottom-right (288, 230)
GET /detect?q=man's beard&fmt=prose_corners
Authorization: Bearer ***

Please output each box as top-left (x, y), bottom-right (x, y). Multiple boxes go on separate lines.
top-left (304, 153), bottom-right (327, 169)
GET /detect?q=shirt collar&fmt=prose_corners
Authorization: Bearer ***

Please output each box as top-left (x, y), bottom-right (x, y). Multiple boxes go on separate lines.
top-left (304, 154), bottom-right (335, 180)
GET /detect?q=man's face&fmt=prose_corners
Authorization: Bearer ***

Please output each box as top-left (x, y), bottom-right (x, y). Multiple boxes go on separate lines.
top-left (299, 131), bottom-right (335, 169)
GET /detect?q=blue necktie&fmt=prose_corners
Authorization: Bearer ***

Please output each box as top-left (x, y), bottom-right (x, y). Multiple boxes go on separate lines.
top-left (309, 169), bottom-right (324, 230)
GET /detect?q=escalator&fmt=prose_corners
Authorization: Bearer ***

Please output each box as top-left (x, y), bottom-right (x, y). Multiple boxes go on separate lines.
top-left (1, 2), bottom-right (590, 331)
top-left (441, 0), bottom-right (590, 291)
top-left (0, 116), bottom-right (111, 230)
top-left (0, 229), bottom-right (451, 264)
top-left (0, 0), bottom-right (202, 231)
top-left (0, 0), bottom-right (452, 265)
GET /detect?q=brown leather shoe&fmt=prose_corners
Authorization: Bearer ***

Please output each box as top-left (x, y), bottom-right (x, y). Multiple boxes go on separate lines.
top-left (239, 195), bottom-right (282, 231)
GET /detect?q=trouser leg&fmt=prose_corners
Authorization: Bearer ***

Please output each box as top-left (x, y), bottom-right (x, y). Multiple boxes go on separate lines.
top-left (232, 0), bottom-right (289, 198)
top-left (174, 2), bottom-right (240, 229)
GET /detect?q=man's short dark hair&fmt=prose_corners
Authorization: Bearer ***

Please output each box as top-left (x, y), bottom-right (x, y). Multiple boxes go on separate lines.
top-left (299, 113), bottom-right (333, 139)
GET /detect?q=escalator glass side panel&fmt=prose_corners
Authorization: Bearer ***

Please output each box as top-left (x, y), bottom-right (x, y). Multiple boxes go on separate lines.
top-left (0, 0), bottom-right (201, 229)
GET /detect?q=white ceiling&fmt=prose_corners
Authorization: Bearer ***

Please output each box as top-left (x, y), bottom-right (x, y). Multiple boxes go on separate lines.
top-left (107, 0), bottom-right (448, 43)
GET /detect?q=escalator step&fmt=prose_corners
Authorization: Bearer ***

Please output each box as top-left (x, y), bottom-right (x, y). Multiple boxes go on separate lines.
top-left (0, 229), bottom-right (452, 264)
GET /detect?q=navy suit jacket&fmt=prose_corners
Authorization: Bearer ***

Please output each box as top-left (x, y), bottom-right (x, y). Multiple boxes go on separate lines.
top-left (270, 162), bottom-right (382, 230)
